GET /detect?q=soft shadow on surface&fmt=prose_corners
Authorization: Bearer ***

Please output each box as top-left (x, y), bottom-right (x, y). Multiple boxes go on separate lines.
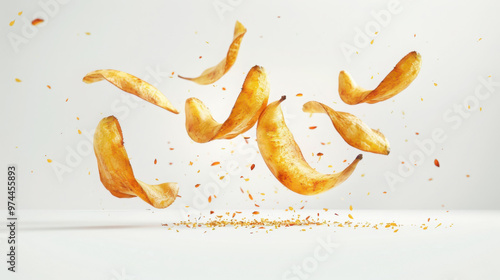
top-left (19, 224), bottom-right (163, 231)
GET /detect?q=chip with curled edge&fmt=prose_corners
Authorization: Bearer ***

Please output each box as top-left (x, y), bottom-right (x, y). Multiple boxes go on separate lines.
top-left (94, 116), bottom-right (179, 208)
top-left (178, 21), bottom-right (246, 85)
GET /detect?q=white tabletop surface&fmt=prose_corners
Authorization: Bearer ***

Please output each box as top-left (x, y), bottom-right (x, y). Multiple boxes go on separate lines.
top-left (1, 210), bottom-right (499, 279)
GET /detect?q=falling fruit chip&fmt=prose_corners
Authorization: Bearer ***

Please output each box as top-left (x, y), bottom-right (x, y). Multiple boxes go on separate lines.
top-left (302, 101), bottom-right (390, 155)
top-left (31, 18), bottom-right (44, 26)
top-left (339, 51), bottom-right (422, 105)
top-left (185, 65), bottom-right (269, 143)
top-left (434, 159), bottom-right (440, 167)
top-left (257, 96), bottom-right (363, 195)
top-left (93, 116), bottom-right (179, 208)
top-left (83, 69), bottom-right (179, 114)
top-left (178, 21), bottom-right (246, 85)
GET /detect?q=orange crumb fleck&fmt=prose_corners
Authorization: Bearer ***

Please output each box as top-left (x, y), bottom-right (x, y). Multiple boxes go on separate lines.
top-left (249, 194), bottom-right (253, 200)
top-left (9, 20), bottom-right (15, 26)
top-left (348, 214), bottom-right (353, 219)
top-left (189, 161), bottom-right (193, 166)
top-left (428, 178), bottom-right (433, 181)
top-left (195, 184), bottom-right (200, 188)
top-left (208, 196), bottom-right (212, 203)
top-left (65, 98), bottom-right (68, 102)
top-left (343, 159), bottom-right (347, 163)
top-left (15, 78), bottom-right (21, 82)
top-left (199, 56), bottom-right (202, 59)
top-left (383, 191), bottom-right (387, 194)
top-left (18, 11), bottom-right (23, 16)
top-left (296, 93), bottom-right (303, 97)
top-left (370, 39), bottom-right (374, 44)
top-left (309, 126), bottom-right (317, 130)
top-left (416, 132), bottom-right (419, 135)
top-left (394, 229), bottom-right (399, 233)
top-left (427, 218), bottom-right (430, 222)
top-left (434, 83), bottom-right (438, 86)
top-left (222, 87), bottom-right (226, 91)
top-left (47, 159), bottom-right (52, 163)
top-left (250, 164), bottom-right (255, 170)
top-left (47, 85), bottom-right (51, 89)
top-left (78, 129), bottom-right (82, 135)
top-left (466, 174), bottom-right (470, 178)
top-left (317, 152), bottom-right (323, 156)
top-left (349, 205), bottom-right (353, 211)
top-left (210, 211), bottom-right (214, 214)
top-left (219, 176), bottom-right (225, 180)
top-left (85, 32), bottom-right (91, 35)
top-left (252, 211), bottom-right (259, 215)
top-left (31, 18), bottom-right (44, 26)
top-left (211, 162), bottom-right (220, 166)
top-left (240, 187), bottom-right (244, 193)
top-left (434, 159), bottom-right (440, 167)
top-left (154, 159), bottom-right (157, 164)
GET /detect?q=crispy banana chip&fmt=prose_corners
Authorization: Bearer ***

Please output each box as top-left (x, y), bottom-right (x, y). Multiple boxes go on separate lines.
top-left (185, 65), bottom-right (269, 143)
top-left (339, 51), bottom-right (422, 105)
top-left (257, 96), bottom-right (363, 196)
top-left (178, 21), bottom-right (247, 85)
top-left (83, 69), bottom-right (179, 114)
top-left (94, 116), bottom-right (179, 208)
top-left (302, 101), bottom-right (390, 155)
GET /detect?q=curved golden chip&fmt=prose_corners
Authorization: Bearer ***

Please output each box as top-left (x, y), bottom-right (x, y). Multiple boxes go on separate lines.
top-left (185, 65), bottom-right (269, 143)
top-left (178, 21), bottom-right (247, 85)
top-left (302, 101), bottom-right (390, 155)
top-left (257, 96), bottom-right (363, 196)
top-left (83, 69), bottom-right (179, 114)
top-left (339, 51), bottom-right (422, 105)
top-left (94, 116), bottom-right (179, 208)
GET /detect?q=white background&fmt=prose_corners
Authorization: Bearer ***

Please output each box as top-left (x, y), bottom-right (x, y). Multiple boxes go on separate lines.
top-left (1, 0), bottom-right (500, 279)
top-left (2, 0), bottom-right (499, 211)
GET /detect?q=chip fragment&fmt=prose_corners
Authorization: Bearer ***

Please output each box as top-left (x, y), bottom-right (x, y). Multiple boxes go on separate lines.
top-left (339, 51), bottom-right (422, 105)
top-left (83, 69), bottom-right (179, 114)
top-left (94, 116), bottom-right (179, 208)
top-left (178, 21), bottom-right (247, 85)
top-left (303, 101), bottom-right (390, 155)
top-left (185, 65), bottom-right (269, 143)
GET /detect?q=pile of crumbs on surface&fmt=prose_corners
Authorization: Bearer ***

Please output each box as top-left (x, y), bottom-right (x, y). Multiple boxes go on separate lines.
top-left (162, 212), bottom-right (451, 233)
